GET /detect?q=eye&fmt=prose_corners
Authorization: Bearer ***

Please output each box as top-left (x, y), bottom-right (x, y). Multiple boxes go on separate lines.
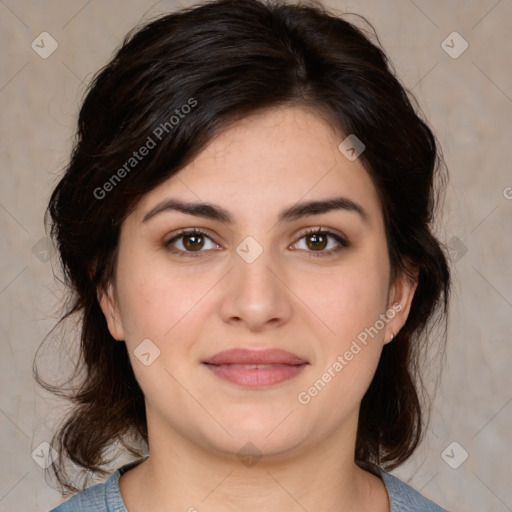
top-left (164, 227), bottom-right (349, 258)
top-left (292, 227), bottom-right (349, 257)
top-left (164, 229), bottom-right (219, 257)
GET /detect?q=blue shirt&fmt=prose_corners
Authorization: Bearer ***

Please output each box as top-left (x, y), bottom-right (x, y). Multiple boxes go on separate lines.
top-left (49, 458), bottom-right (447, 511)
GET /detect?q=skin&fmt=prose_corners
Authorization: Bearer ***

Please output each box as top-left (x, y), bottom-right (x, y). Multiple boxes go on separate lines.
top-left (99, 105), bottom-right (417, 512)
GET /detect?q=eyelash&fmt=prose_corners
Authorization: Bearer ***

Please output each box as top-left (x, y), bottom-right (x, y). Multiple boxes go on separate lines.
top-left (163, 227), bottom-right (350, 258)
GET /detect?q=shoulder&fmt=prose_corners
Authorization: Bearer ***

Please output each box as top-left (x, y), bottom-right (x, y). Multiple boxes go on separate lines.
top-left (48, 457), bottom-right (147, 512)
top-left (48, 470), bottom-right (123, 512)
top-left (375, 466), bottom-right (448, 512)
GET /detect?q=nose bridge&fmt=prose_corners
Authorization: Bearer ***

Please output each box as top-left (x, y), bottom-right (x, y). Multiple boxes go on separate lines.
top-left (233, 235), bottom-right (281, 298)
top-left (220, 234), bottom-right (292, 328)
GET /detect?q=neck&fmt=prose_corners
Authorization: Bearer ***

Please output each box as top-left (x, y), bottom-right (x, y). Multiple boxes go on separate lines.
top-left (119, 412), bottom-right (389, 512)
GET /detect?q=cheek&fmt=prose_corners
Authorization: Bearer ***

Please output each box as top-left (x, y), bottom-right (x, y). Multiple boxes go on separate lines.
top-left (301, 274), bottom-right (387, 408)
top-left (304, 265), bottom-right (389, 402)
top-left (318, 264), bottom-right (389, 340)
top-left (115, 254), bottom-right (214, 346)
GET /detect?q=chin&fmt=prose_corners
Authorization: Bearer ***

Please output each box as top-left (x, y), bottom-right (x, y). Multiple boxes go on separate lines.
top-left (204, 411), bottom-right (307, 456)
top-left (210, 433), bottom-right (305, 463)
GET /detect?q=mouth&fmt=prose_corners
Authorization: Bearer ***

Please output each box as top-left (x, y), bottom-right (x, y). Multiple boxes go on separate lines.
top-left (202, 348), bottom-right (309, 388)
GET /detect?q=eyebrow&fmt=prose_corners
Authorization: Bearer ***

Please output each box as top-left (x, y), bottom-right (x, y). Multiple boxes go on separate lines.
top-left (141, 196), bottom-right (370, 225)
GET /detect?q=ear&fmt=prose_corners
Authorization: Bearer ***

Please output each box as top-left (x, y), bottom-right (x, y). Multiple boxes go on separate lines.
top-left (97, 282), bottom-right (125, 341)
top-left (383, 265), bottom-right (418, 345)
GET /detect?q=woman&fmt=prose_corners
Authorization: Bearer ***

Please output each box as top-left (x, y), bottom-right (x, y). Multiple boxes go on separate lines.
top-left (37, 0), bottom-right (451, 510)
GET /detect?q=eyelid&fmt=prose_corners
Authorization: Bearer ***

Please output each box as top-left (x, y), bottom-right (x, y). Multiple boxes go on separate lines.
top-left (296, 226), bottom-right (349, 244)
top-left (291, 226), bottom-right (350, 257)
top-left (163, 226), bottom-right (350, 257)
top-left (164, 228), bottom-right (220, 257)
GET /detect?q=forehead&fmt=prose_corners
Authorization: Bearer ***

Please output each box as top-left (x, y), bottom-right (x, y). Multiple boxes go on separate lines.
top-left (132, 106), bottom-right (383, 229)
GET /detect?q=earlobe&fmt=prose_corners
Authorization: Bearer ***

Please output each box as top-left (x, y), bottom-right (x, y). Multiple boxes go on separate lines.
top-left (97, 283), bottom-right (125, 341)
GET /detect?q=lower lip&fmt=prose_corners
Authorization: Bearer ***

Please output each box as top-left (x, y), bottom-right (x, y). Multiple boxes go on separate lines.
top-left (203, 363), bottom-right (307, 387)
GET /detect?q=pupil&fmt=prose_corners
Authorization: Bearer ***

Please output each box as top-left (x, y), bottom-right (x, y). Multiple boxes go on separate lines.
top-left (308, 233), bottom-right (326, 250)
top-left (185, 234), bottom-right (203, 251)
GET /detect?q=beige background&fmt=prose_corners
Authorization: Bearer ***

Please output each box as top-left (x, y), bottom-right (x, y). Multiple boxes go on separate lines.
top-left (1, 0), bottom-right (511, 511)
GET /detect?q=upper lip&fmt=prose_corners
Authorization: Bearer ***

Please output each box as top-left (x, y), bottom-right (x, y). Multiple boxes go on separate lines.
top-left (203, 348), bottom-right (308, 365)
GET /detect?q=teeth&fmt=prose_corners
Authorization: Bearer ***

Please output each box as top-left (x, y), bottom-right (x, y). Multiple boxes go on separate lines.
top-left (230, 364), bottom-right (278, 369)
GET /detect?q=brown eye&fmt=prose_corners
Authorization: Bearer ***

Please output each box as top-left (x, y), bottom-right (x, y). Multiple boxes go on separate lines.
top-left (164, 229), bottom-right (218, 256)
top-left (182, 233), bottom-right (205, 251)
top-left (305, 232), bottom-right (329, 251)
top-left (293, 228), bottom-right (349, 257)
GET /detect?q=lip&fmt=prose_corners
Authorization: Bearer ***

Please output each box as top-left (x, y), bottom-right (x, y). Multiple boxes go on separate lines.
top-left (202, 348), bottom-right (309, 388)
top-left (203, 348), bottom-right (308, 365)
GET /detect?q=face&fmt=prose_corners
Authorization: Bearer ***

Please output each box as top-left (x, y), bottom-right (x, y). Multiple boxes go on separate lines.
top-left (99, 106), bottom-right (416, 460)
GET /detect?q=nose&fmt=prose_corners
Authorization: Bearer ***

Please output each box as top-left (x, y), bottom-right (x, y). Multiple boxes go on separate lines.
top-left (219, 244), bottom-right (293, 332)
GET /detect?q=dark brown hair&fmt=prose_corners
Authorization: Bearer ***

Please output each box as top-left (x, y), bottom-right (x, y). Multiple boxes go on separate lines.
top-left (34, 0), bottom-right (450, 495)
